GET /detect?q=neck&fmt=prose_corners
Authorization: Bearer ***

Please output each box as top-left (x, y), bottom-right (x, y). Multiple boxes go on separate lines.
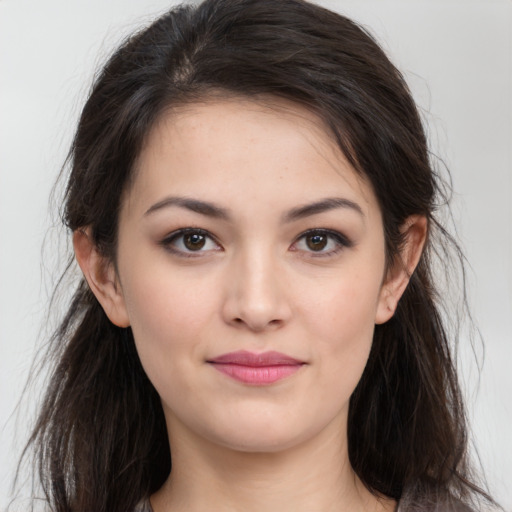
top-left (151, 415), bottom-right (395, 512)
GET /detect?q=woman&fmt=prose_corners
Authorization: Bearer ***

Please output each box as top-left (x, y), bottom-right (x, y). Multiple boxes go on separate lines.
top-left (20, 0), bottom-right (498, 510)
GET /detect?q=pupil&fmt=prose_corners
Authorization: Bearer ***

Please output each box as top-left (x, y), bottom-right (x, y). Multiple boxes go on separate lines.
top-left (184, 233), bottom-right (206, 250)
top-left (307, 234), bottom-right (327, 251)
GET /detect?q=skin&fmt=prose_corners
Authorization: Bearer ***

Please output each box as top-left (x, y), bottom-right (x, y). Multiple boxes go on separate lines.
top-left (74, 98), bottom-right (427, 512)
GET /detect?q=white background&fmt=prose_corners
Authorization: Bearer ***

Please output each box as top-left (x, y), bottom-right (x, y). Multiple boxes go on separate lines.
top-left (1, 0), bottom-right (511, 510)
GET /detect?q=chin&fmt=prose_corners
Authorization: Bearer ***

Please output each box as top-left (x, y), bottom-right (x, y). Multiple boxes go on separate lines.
top-left (217, 435), bottom-right (306, 454)
top-left (201, 418), bottom-right (328, 455)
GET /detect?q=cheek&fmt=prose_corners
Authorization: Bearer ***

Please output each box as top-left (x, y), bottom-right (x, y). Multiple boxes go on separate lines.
top-left (119, 264), bottom-right (218, 384)
top-left (121, 242), bottom-right (216, 330)
top-left (305, 266), bottom-right (382, 338)
top-left (300, 265), bottom-right (382, 382)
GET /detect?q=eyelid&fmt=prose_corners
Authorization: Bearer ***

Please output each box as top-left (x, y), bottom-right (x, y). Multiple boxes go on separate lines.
top-left (159, 228), bottom-right (222, 256)
top-left (291, 228), bottom-right (353, 256)
top-left (159, 227), bottom-right (352, 258)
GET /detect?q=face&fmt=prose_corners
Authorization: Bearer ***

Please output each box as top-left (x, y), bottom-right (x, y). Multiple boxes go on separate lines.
top-left (101, 99), bottom-right (399, 453)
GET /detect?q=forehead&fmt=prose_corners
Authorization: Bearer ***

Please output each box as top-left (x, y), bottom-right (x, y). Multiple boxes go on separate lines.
top-left (125, 98), bottom-right (379, 220)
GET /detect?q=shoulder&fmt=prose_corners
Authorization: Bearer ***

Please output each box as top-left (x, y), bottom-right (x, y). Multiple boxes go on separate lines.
top-left (398, 493), bottom-right (476, 512)
top-left (133, 499), bottom-right (153, 512)
top-left (398, 502), bottom-right (474, 512)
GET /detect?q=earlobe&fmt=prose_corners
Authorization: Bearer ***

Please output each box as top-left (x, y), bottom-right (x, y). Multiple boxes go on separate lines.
top-left (375, 215), bottom-right (428, 325)
top-left (73, 229), bottom-right (130, 328)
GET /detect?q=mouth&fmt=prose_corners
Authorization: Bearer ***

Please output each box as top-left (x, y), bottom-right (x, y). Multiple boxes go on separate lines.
top-left (206, 350), bottom-right (305, 385)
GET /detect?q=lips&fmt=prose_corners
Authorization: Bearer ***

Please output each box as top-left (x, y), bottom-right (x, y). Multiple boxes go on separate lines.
top-left (207, 350), bottom-right (305, 385)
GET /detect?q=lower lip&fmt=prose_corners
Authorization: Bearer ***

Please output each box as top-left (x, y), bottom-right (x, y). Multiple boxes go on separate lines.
top-left (209, 363), bottom-right (303, 385)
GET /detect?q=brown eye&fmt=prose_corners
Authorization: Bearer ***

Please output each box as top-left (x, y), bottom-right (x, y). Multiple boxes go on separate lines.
top-left (161, 228), bottom-right (221, 256)
top-left (292, 229), bottom-right (352, 256)
top-left (306, 233), bottom-right (328, 251)
top-left (183, 233), bottom-right (206, 251)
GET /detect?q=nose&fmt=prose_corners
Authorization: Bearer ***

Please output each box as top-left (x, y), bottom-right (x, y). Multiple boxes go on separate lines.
top-left (221, 249), bottom-right (292, 332)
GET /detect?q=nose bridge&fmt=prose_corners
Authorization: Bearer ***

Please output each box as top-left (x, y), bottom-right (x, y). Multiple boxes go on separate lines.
top-left (223, 242), bottom-right (291, 331)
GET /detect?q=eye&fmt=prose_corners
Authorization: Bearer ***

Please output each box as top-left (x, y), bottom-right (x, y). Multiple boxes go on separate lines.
top-left (292, 229), bottom-right (352, 256)
top-left (160, 228), bottom-right (221, 256)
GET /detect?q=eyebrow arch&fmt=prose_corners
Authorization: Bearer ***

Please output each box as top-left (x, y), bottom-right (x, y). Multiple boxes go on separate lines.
top-left (144, 196), bottom-right (231, 220)
top-left (283, 197), bottom-right (364, 222)
top-left (144, 195), bottom-right (364, 222)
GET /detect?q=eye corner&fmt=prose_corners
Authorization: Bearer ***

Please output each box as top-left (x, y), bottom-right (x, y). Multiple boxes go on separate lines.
top-left (291, 228), bottom-right (353, 257)
top-left (159, 227), bottom-right (222, 257)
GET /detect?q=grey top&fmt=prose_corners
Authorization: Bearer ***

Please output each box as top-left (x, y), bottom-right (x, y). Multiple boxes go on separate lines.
top-left (134, 499), bottom-right (152, 512)
top-left (133, 497), bottom-right (474, 512)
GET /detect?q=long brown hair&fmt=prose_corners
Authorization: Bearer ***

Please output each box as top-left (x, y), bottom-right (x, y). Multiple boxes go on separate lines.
top-left (19, 0), bottom-right (495, 510)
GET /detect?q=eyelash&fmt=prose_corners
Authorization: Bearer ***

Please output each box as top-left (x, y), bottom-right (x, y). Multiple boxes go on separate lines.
top-left (159, 228), bottom-right (353, 258)
top-left (160, 228), bottom-right (221, 258)
top-left (291, 229), bottom-right (353, 257)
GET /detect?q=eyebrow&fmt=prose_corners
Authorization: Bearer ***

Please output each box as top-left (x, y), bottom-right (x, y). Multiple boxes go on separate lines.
top-left (144, 195), bottom-right (364, 221)
top-left (282, 197), bottom-right (364, 222)
top-left (144, 196), bottom-right (230, 219)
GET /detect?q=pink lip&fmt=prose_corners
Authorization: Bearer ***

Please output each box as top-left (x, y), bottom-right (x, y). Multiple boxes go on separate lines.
top-left (207, 350), bottom-right (305, 385)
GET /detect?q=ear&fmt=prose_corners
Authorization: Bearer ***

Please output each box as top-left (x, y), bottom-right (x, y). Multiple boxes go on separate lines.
top-left (375, 215), bottom-right (428, 325)
top-left (73, 229), bottom-right (130, 328)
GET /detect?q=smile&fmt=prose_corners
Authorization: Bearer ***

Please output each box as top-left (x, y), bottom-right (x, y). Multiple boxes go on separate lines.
top-left (207, 350), bottom-right (305, 385)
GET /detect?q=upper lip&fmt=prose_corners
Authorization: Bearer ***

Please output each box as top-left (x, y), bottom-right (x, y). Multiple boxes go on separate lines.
top-left (207, 350), bottom-right (304, 366)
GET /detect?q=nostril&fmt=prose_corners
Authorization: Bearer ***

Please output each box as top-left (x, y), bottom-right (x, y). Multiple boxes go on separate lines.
top-left (230, 316), bottom-right (282, 329)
